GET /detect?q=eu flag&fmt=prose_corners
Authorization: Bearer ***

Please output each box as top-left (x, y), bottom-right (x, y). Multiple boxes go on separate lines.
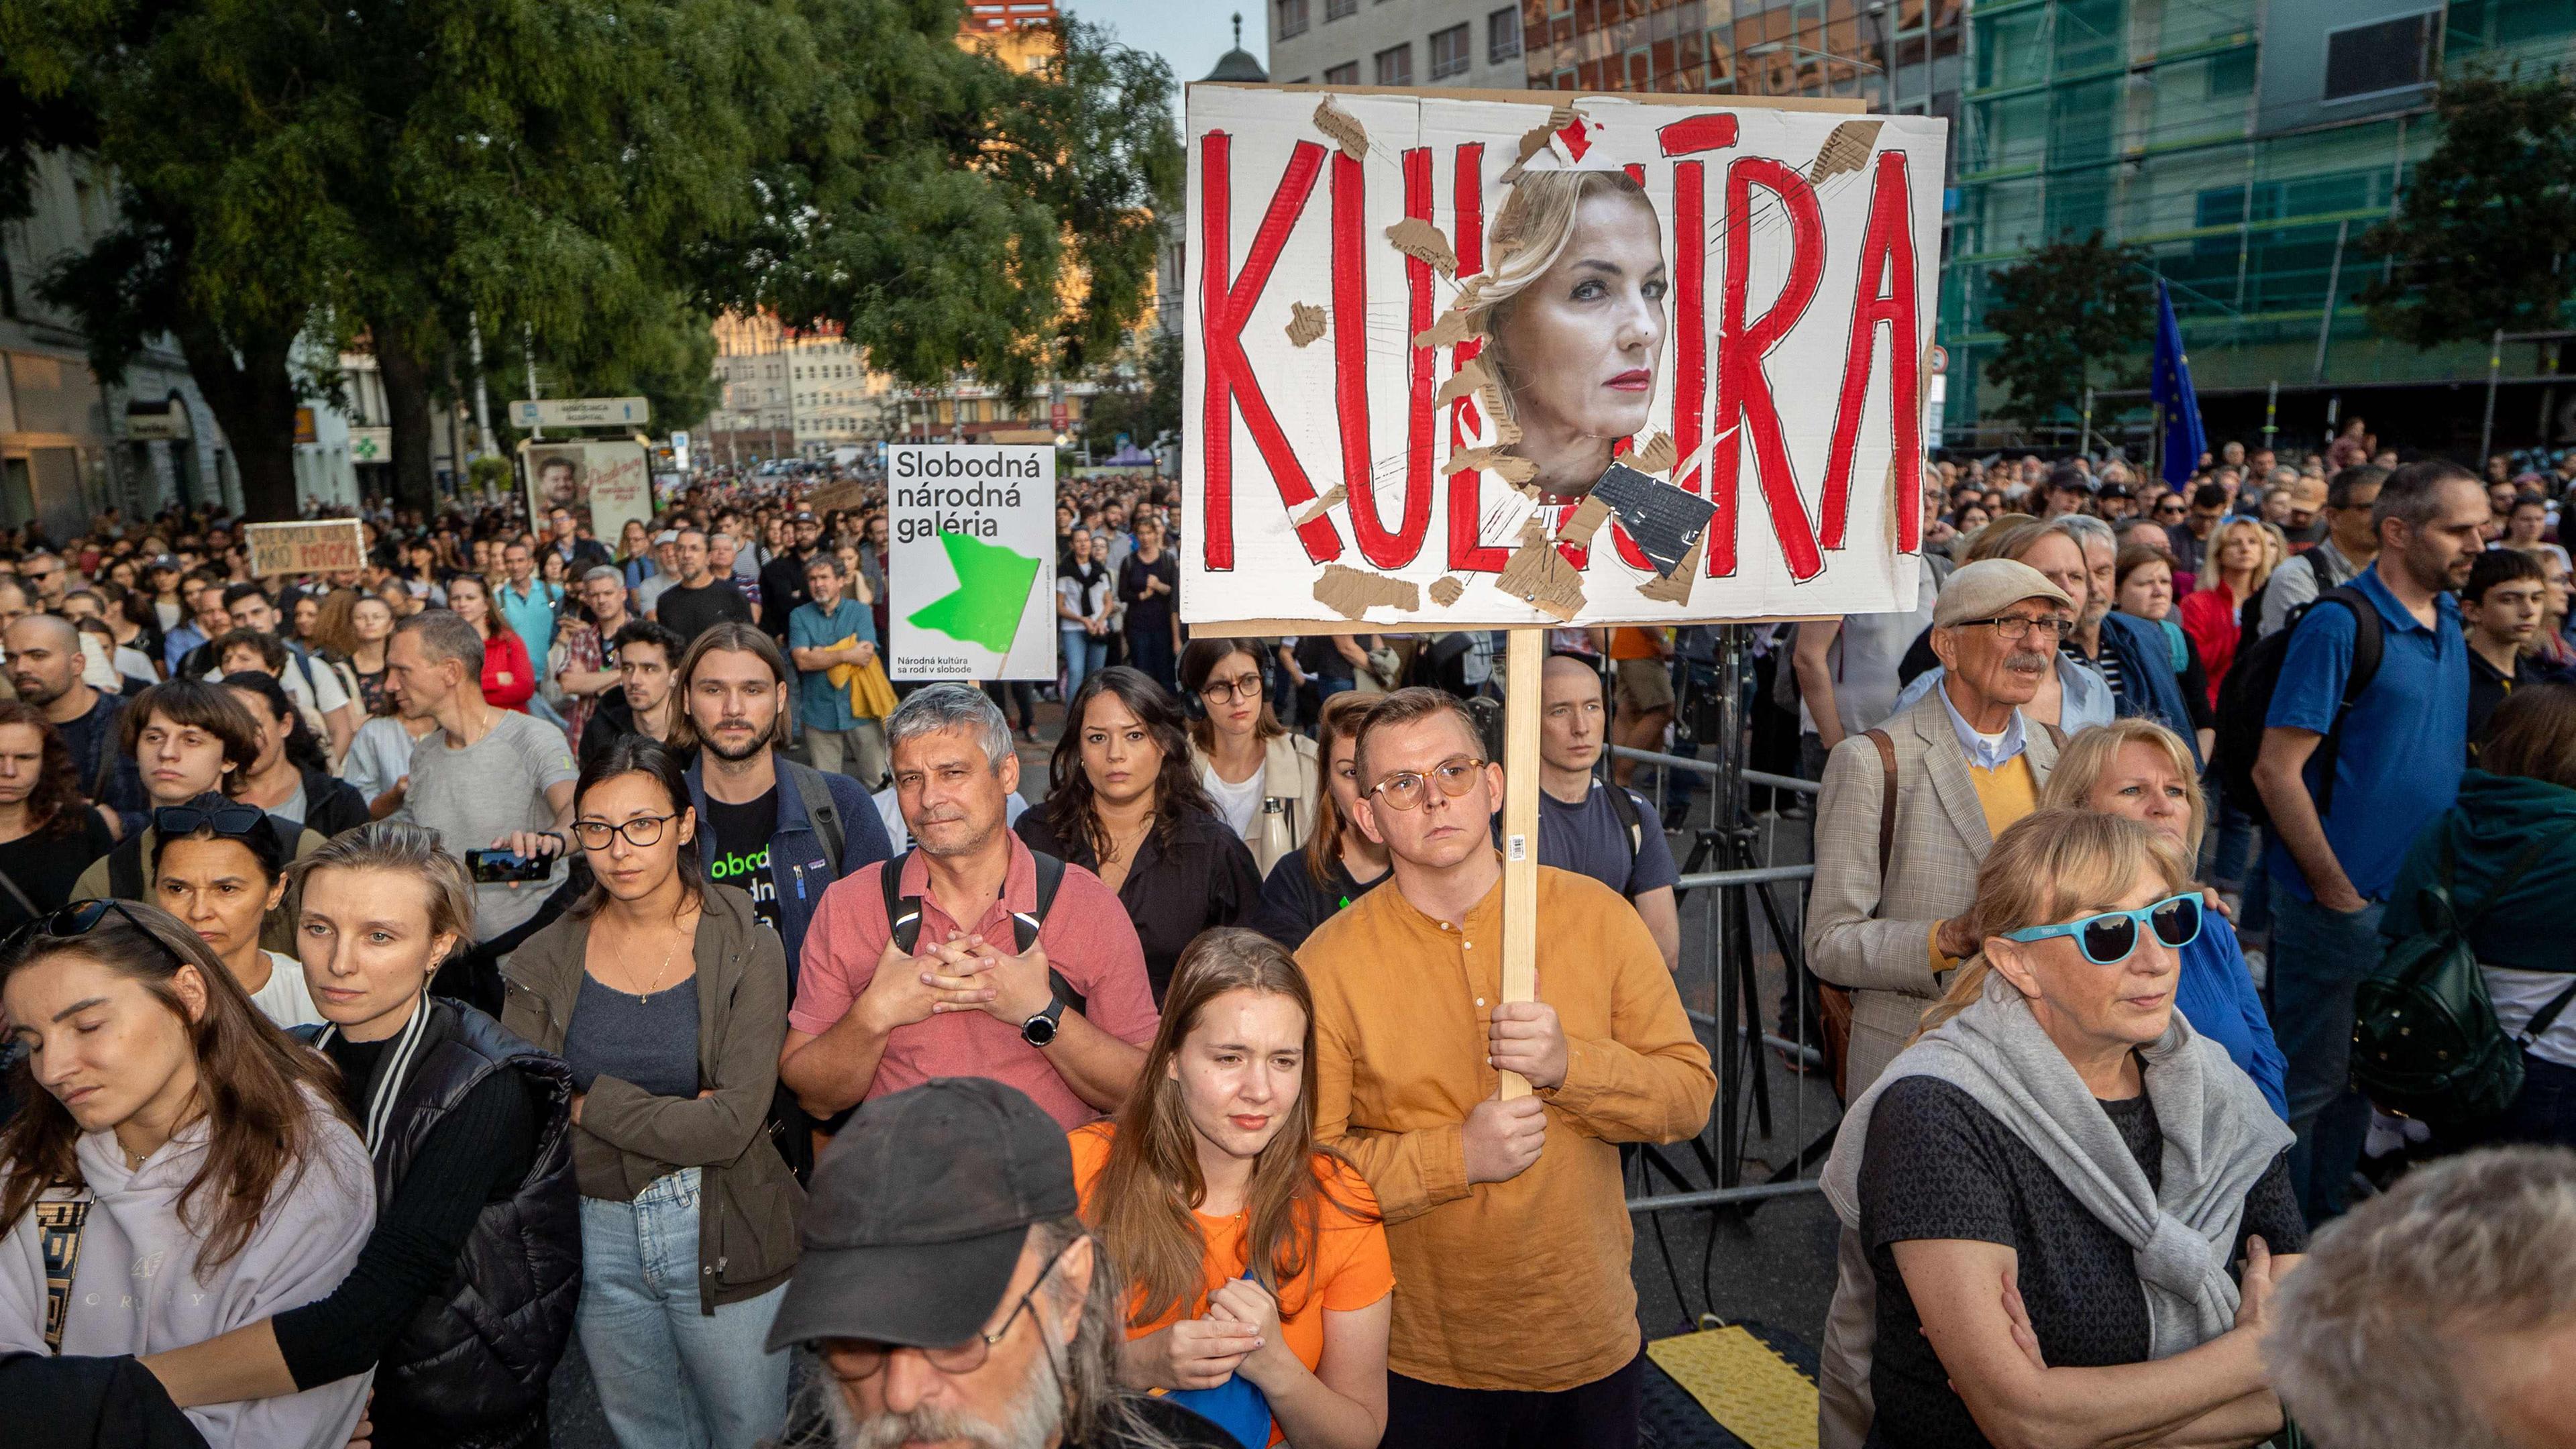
top-left (2150, 279), bottom-right (2206, 488)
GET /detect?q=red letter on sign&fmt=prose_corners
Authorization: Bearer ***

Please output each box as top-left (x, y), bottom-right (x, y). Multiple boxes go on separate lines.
top-left (1446, 143), bottom-right (1512, 573)
top-left (1713, 158), bottom-right (1826, 581)
top-left (1332, 149), bottom-right (1434, 569)
top-left (1821, 152), bottom-right (1923, 553)
top-left (1656, 113), bottom-right (1739, 573)
top-left (1201, 132), bottom-right (1340, 571)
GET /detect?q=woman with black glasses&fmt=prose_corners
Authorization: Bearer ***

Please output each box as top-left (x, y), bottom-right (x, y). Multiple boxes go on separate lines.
top-left (1017, 667), bottom-right (1263, 1004)
top-left (1182, 639), bottom-right (1318, 876)
top-left (128, 822), bottom-right (576, 1449)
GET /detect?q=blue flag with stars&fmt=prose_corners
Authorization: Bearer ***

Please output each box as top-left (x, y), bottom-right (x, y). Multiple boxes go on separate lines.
top-left (2150, 279), bottom-right (2205, 488)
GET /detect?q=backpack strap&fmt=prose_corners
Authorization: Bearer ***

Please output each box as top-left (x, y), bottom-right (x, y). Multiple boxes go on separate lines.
top-left (784, 759), bottom-right (845, 878)
top-left (36, 1194), bottom-right (90, 1354)
top-left (880, 847), bottom-right (922, 953)
top-left (881, 845), bottom-right (1083, 1014)
top-left (1865, 729), bottom-right (1898, 880)
top-left (1602, 777), bottom-right (1644, 861)
top-left (2308, 586), bottom-right (2385, 818)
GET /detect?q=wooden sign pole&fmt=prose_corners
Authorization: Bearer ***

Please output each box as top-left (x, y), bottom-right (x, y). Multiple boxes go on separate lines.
top-left (1497, 625), bottom-right (1544, 1099)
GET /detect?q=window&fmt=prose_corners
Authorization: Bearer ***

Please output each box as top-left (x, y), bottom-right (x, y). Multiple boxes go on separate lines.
top-left (1276, 0), bottom-right (1308, 38)
top-left (1375, 42), bottom-right (1413, 85)
top-left (1430, 23), bottom-right (1470, 78)
top-left (2323, 13), bottom-right (2432, 101)
top-left (1325, 60), bottom-right (1359, 83)
top-left (1489, 5), bottom-right (1521, 64)
top-left (1326, 0), bottom-right (1354, 20)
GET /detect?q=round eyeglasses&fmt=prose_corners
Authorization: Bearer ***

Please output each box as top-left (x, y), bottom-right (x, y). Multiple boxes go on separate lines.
top-left (1368, 755), bottom-right (1488, 812)
top-left (1197, 673), bottom-right (1265, 705)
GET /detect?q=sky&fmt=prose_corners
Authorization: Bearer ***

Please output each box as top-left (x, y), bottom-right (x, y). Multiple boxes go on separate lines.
top-left (1061, 0), bottom-right (1252, 109)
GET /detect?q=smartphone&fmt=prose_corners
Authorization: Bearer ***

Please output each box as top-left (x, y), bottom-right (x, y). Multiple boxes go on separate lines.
top-left (465, 848), bottom-right (553, 884)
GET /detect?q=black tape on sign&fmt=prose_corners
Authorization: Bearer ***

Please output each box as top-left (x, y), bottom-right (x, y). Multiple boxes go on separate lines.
top-left (1589, 462), bottom-right (1717, 580)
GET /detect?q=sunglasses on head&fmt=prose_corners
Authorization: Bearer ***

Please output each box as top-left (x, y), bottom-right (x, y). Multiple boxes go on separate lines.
top-left (2002, 892), bottom-right (2202, 965)
top-left (153, 803), bottom-right (271, 841)
top-left (1, 898), bottom-right (166, 959)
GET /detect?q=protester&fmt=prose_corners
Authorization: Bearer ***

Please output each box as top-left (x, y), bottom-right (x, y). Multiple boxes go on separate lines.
top-left (1016, 667), bottom-right (1262, 1004)
top-left (674, 621), bottom-right (891, 977)
top-left (1793, 562), bottom-right (1941, 779)
top-left (1535, 654), bottom-right (1682, 972)
top-left (1819, 809), bottom-right (2302, 1449)
top-left (494, 539), bottom-right (564, 681)
top-left (2037, 719), bottom-right (2286, 1115)
top-left (2167, 481), bottom-right (2231, 589)
top-left (765, 1077), bottom-right (1238, 1449)
top-left (72, 678), bottom-right (271, 902)
top-left (757, 511), bottom-right (822, 645)
top-left (2111, 544), bottom-right (2217, 755)
top-left (579, 619), bottom-right (685, 769)
top-left (1811, 559), bottom-right (2074, 1095)
top-left (1247, 693), bottom-right (1387, 950)
top-left (1120, 517), bottom-right (1181, 692)
top-left (0, 700), bottom-right (115, 936)
top-left (146, 794), bottom-right (314, 1028)
top-left (781, 684), bottom-right (1156, 1131)
top-left (1060, 528), bottom-right (1114, 699)
top-left (2461, 546), bottom-right (2550, 752)
top-left (2257, 465), bottom-right (2385, 639)
top-left (788, 551), bottom-right (888, 789)
top-left (444, 574), bottom-right (537, 713)
top-left (2265, 1145), bottom-right (2576, 1449)
top-left (383, 609), bottom-right (579, 941)
top-left (2381, 682), bottom-right (2576, 1148)
top-left (1892, 520), bottom-right (2113, 735)
top-left (500, 737), bottom-right (801, 1449)
top-left (657, 528), bottom-right (755, 645)
top-left (633, 531), bottom-right (682, 619)
top-left (1181, 639), bottom-right (1319, 875)
top-left (124, 822), bottom-right (576, 1448)
top-left (220, 670), bottom-right (368, 837)
top-left (2180, 518), bottom-right (2275, 707)
top-left (218, 586), bottom-right (359, 761)
top-left (0, 899), bottom-right (376, 1448)
top-left (2253, 459), bottom-right (2485, 1222)
top-left (1297, 687), bottom-right (1713, 1447)
top-left (1072, 928), bottom-right (1392, 1448)
top-left (332, 591), bottom-right (398, 717)
top-left (6, 612), bottom-right (141, 831)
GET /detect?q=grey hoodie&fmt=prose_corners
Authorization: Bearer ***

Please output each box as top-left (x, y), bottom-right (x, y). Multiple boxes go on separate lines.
top-left (0, 1087), bottom-right (376, 1448)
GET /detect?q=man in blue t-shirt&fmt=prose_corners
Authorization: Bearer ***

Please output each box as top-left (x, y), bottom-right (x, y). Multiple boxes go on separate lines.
top-left (1534, 653), bottom-right (1680, 971)
top-left (788, 552), bottom-right (885, 789)
top-left (2253, 458), bottom-right (2486, 1224)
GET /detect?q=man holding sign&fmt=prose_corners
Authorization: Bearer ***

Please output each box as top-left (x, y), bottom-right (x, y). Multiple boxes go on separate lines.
top-left (1296, 688), bottom-right (1713, 1448)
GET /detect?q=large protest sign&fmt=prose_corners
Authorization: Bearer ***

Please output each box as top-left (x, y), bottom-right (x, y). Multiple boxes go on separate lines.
top-left (245, 519), bottom-right (365, 576)
top-left (524, 439), bottom-right (651, 553)
top-left (887, 445), bottom-right (1057, 682)
top-left (1183, 85), bottom-right (1945, 629)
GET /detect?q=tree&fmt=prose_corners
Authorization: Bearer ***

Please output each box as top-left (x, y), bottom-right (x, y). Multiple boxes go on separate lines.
top-left (1980, 232), bottom-right (2155, 432)
top-left (1078, 327), bottom-right (1180, 456)
top-left (2359, 67), bottom-right (2576, 352)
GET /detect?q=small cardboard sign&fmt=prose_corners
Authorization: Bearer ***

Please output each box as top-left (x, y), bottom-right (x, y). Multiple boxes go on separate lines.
top-left (245, 519), bottom-right (366, 577)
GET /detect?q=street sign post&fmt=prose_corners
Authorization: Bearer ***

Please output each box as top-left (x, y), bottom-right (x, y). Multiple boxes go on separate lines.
top-left (508, 396), bottom-right (651, 430)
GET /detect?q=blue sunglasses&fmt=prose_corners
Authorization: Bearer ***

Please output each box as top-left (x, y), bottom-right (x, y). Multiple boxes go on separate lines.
top-left (2002, 893), bottom-right (2202, 965)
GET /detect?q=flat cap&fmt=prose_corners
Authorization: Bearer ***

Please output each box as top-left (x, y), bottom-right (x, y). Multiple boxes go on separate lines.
top-left (1933, 557), bottom-right (2072, 628)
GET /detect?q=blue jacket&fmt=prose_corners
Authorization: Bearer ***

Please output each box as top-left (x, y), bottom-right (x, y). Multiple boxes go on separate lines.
top-left (682, 756), bottom-right (893, 987)
top-left (2176, 912), bottom-right (2287, 1119)
top-left (2097, 610), bottom-right (2203, 766)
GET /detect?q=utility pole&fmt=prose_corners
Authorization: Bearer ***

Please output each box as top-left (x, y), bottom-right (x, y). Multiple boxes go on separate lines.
top-left (467, 313), bottom-right (494, 458)
top-left (524, 323), bottom-right (544, 443)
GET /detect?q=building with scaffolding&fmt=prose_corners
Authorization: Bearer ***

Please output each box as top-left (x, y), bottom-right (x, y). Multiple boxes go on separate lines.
top-left (1941, 0), bottom-right (2576, 458)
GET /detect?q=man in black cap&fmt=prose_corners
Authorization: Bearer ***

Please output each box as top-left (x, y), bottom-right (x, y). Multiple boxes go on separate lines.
top-left (760, 510), bottom-right (824, 643)
top-left (768, 1077), bottom-right (1232, 1449)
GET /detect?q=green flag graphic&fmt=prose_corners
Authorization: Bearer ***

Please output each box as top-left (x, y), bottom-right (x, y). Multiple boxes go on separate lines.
top-left (908, 532), bottom-right (1041, 654)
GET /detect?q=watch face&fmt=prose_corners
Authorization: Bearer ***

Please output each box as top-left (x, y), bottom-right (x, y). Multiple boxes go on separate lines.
top-left (1022, 1012), bottom-right (1059, 1047)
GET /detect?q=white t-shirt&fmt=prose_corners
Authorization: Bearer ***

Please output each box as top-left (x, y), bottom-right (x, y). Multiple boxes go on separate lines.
top-left (1200, 761), bottom-right (1265, 838)
top-left (246, 950), bottom-right (326, 1029)
top-left (2485, 965), bottom-right (2576, 1070)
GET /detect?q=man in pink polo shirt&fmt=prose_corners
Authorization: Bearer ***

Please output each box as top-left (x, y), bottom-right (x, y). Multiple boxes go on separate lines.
top-left (782, 684), bottom-right (1156, 1128)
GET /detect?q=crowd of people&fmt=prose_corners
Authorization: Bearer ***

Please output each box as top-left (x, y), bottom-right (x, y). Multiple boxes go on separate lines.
top-left (0, 435), bottom-right (2565, 1449)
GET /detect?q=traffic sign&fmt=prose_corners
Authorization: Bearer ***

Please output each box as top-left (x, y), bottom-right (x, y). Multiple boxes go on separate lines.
top-left (1929, 344), bottom-right (1948, 375)
top-left (509, 396), bottom-right (651, 429)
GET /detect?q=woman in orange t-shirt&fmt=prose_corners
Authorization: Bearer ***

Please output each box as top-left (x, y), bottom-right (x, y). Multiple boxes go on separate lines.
top-left (1071, 927), bottom-right (1393, 1449)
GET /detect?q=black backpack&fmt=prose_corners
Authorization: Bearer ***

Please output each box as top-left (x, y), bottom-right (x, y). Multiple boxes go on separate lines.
top-left (2211, 585), bottom-right (2381, 830)
top-left (878, 846), bottom-right (1079, 1012)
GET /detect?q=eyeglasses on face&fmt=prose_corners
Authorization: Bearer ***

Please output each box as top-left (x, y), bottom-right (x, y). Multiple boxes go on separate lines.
top-left (823, 1244), bottom-right (1070, 1379)
top-left (2002, 892), bottom-right (2202, 965)
top-left (1368, 755), bottom-right (1488, 811)
top-left (1198, 672), bottom-right (1265, 705)
top-left (570, 812), bottom-right (681, 851)
top-left (1956, 614), bottom-right (2076, 643)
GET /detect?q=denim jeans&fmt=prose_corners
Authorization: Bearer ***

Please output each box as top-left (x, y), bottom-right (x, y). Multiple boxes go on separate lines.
top-left (2479, 1053), bottom-right (2576, 1151)
top-left (1061, 628), bottom-right (1106, 698)
top-left (2265, 885), bottom-right (2385, 1224)
top-left (577, 1168), bottom-right (790, 1449)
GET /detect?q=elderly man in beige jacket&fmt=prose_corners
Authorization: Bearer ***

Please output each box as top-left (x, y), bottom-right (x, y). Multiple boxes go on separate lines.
top-left (1805, 557), bottom-right (2076, 1097)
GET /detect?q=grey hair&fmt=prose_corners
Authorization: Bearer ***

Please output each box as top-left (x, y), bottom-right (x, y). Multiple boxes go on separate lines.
top-left (2266, 1146), bottom-right (2576, 1449)
top-left (2372, 458), bottom-right (2480, 532)
top-left (580, 565), bottom-right (624, 588)
top-left (394, 607), bottom-right (484, 682)
top-left (886, 684), bottom-right (1012, 769)
top-left (2047, 513), bottom-right (2115, 556)
top-left (288, 820), bottom-right (478, 959)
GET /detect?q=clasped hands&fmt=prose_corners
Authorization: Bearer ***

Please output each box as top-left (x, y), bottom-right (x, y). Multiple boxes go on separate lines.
top-left (858, 930), bottom-right (1053, 1032)
top-left (1137, 1278), bottom-right (1293, 1392)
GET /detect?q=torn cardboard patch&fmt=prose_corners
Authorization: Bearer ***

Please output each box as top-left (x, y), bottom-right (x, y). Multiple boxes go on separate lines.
top-left (1429, 576), bottom-right (1465, 607)
top-left (1312, 96), bottom-right (1368, 161)
top-left (1498, 527), bottom-right (1585, 621)
top-left (1629, 432), bottom-right (1676, 476)
top-left (1293, 484), bottom-right (1347, 529)
top-left (1311, 563), bottom-right (1419, 620)
top-left (1635, 538), bottom-right (1705, 605)
top-left (1286, 302), bottom-right (1328, 348)
top-left (1385, 217), bottom-right (1458, 276)
top-left (1442, 446), bottom-right (1538, 486)
top-left (1502, 101), bottom-right (1578, 182)
top-left (1556, 494), bottom-right (1612, 550)
top-left (1434, 356), bottom-right (1493, 409)
top-left (1808, 119), bottom-right (1884, 184)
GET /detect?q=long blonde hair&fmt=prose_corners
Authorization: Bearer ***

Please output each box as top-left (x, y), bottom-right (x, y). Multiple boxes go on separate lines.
top-left (1910, 808), bottom-right (2194, 1042)
top-left (2037, 718), bottom-right (2208, 854)
top-left (2200, 518), bottom-right (2279, 595)
top-left (1477, 170), bottom-right (1658, 433)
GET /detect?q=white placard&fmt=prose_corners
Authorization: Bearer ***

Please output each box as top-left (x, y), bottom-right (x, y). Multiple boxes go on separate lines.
top-left (888, 445), bottom-right (1057, 682)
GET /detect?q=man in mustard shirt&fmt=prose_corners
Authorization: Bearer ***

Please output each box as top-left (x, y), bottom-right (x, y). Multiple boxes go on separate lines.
top-left (1297, 688), bottom-right (1715, 1448)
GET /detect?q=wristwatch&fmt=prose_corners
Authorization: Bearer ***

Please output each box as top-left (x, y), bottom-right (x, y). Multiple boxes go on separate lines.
top-left (1021, 993), bottom-right (1067, 1047)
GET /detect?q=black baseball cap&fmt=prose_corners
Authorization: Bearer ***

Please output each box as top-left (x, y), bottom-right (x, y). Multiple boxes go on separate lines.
top-left (765, 1078), bottom-right (1079, 1352)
